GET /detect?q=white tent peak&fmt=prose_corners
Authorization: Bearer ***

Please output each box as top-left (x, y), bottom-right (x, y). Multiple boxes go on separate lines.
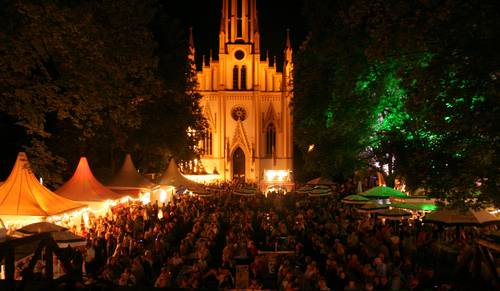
top-left (107, 153), bottom-right (153, 189)
top-left (158, 158), bottom-right (197, 188)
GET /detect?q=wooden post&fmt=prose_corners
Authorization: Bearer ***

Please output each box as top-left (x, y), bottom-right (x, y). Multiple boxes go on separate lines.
top-left (5, 246), bottom-right (15, 288)
top-left (44, 245), bottom-right (53, 280)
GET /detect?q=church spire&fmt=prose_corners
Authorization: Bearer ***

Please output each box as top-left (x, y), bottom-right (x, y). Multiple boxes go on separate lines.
top-left (285, 28), bottom-right (291, 50)
top-left (188, 26), bottom-right (195, 60)
top-left (220, 0), bottom-right (259, 46)
top-left (284, 28), bottom-right (293, 64)
top-left (188, 26), bottom-right (194, 48)
top-left (188, 26), bottom-right (196, 71)
top-left (283, 29), bottom-right (293, 91)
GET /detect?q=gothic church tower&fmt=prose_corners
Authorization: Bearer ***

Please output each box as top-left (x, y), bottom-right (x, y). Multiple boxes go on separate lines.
top-left (192, 0), bottom-right (293, 184)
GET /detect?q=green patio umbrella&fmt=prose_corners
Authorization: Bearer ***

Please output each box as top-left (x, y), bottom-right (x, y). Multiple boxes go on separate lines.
top-left (308, 186), bottom-right (333, 197)
top-left (296, 185), bottom-right (313, 194)
top-left (361, 186), bottom-right (408, 198)
top-left (423, 209), bottom-right (500, 226)
top-left (307, 177), bottom-right (334, 186)
top-left (233, 186), bottom-right (259, 196)
top-left (376, 208), bottom-right (412, 220)
top-left (392, 202), bottom-right (437, 212)
top-left (341, 194), bottom-right (370, 204)
top-left (356, 202), bottom-right (389, 213)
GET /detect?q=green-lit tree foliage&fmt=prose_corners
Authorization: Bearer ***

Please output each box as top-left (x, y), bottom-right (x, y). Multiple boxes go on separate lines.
top-left (294, 0), bottom-right (499, 207)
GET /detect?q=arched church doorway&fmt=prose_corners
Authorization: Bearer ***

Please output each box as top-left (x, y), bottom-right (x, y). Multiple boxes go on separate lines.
top-left (232, 147), bottom-right (245, 182)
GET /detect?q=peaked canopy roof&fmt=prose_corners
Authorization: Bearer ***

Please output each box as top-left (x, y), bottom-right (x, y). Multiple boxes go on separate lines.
top-left (159, 159), bottom-right (197, 188)
top-left (56, 157), bottom-right (121, 202)
top-left (0, 153), bottom-right (85, 216)
top-left (107, 154), bottom-right (153, 190)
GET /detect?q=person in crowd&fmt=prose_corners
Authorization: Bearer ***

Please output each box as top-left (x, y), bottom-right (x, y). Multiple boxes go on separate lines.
top-left (53, 180), bottom-right (492, 290)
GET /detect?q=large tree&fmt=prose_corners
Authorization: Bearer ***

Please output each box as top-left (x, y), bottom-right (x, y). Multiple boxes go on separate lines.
top-left (0, 0), bottom-right (205, 185)
top-left (293, 0), bottom-right (500, 206)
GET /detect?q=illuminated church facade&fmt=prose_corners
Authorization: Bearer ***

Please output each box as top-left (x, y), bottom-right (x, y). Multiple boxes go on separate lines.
top-left (191, 0), bottom-right (293, 183)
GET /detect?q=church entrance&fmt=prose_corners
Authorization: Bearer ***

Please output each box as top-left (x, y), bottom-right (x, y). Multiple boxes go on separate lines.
top-left (232, 147), bottom-right (245, 182)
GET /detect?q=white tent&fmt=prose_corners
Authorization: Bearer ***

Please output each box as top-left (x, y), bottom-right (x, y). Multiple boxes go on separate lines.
top-left (158, 158), bottom-right (198, 188)
top-left (107, 154), bottom-right (154, 197)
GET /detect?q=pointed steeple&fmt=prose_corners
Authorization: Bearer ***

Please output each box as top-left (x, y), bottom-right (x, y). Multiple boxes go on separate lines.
top-left (284, 29), bottom-right (293, 63)
top-left (252, 0), bottom-right (260, 52)
top-left (188, 26), bottom-right (196, 71)
top-left (283, 29), bottom-right (293, 91)
top-left (285, 28), bottom-right (291, 49)
top-left (188, 26), bottom-right (194, 48)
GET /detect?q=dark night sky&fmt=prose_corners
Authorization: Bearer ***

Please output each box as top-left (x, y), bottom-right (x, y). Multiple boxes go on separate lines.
top-left (165, 0), bottom-right (308, 68)
top-left (0, 0), bottom-right (308, 180)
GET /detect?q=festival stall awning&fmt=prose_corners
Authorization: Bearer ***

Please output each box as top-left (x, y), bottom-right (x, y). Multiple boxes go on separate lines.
top-left (423, 209), bottom-right (500, 226)
top-left (361, 186), bottom-right (408, 198)
top-left (56, 157), bottom-right (121, 202)
top-left (0, 153), bottom-right (86, 217)
top-left (158, 158), bottom-right (198, 188)
top-left (15, 222), bottom-right (86, 247)
top-left (106, 154), bottom-right (154, 196)
top-left (16, 221), bottom-right (67, 234)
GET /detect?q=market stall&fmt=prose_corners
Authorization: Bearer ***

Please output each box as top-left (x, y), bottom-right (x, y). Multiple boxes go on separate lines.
top-left (0, 153), bottom-right (86, 229)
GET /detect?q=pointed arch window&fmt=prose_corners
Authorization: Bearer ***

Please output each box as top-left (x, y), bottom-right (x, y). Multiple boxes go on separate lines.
top-left (233, 65), bottom-right (239, 90)
top-left (266, 123), bottom-right (276, 156)
top-left (240, 65), bottom-right (247, 90)
top-left (203, 129), bottom-right (213, 156)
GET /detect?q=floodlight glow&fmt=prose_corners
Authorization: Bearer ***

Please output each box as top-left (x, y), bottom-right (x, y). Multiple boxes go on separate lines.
top-left (159, 190), bottom-right (167, 203)
top-left (140, 192), bottom-right (151, 205)
top-left (264, 170), bottom-right (290, 182)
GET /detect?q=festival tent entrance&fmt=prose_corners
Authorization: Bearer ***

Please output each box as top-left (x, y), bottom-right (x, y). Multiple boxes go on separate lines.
top-left (106, 154), bottom-right (154, 197)
top-left (0, 153), bottom-right (86, 228)
top-left (56, 157), bottom-right (121, 213)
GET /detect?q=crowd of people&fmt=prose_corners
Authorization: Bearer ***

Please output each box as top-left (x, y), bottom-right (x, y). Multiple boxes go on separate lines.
top-left (17, 181), bottom-right (496, 290)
